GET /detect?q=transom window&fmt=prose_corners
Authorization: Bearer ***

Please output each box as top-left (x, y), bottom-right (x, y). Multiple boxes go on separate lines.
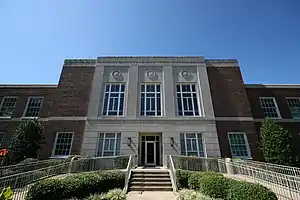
top-left (0, 97), bottom-right (17, 117)
top-left (0, 133), bottom-right (4, 147)
top-left (52, 132), bottom-right (74, 156)
top-left (140, 83), bottom-right (161, 116)
top-left (102, 84), bottom-right (125, 116)
top-left (180, 133), bottom-right (204, 157)
top-left (97, 133), bottom-right (121, 157)
top-left (228, 132), bottom-right (250, 158)
top-left (23, 97), bottom-right (43, 118)
top-left (286, 98), bottom-right (300, 119)
top-left (176, 84), bottom-right (200, 116)
top-left (259, 97), bottom-right (281, 119)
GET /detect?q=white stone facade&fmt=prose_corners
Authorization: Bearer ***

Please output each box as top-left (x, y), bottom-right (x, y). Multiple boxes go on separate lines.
top-left (81, 57), bottom-right (221, 166)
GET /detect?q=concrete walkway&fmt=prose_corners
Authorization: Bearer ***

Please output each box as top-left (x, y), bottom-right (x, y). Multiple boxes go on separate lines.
top-left (127, 191), bottom-right (177, 200)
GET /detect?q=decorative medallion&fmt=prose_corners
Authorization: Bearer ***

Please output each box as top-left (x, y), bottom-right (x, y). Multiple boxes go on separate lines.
top-left (181, 70), bottom-right (191, 79)
top-left (111, 71), bottom-right (121, 79)
top-left (146, 70), bottom-right (157, 80)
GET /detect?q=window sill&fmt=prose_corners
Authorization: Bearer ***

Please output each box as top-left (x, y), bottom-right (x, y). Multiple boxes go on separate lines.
top-left (0, 116), bottom-right (12, 119)
top-left (21, 117), bottom-right (39, 120)
top-left (50, 155), bottom-right (69, 159)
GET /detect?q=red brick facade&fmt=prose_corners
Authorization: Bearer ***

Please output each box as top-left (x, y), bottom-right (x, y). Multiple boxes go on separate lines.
top-left (0, 58), bottom-right (299, 160)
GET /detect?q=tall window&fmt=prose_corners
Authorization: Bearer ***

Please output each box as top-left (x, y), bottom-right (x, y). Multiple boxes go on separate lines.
top-left (180, 133), bottom-right (204, 157)
top-left (96, 133), bottom-right (121, 157)
top-left (176, 84), bottom-right (200, 116)
top-left (52, 132), bottom-right (74, 156)
top-left (0, 133), bottom-right (4, 147)
top-left (0, 97), bottom-right (17, 117)
top-left (228, 132), bottom-right (250, 158)
top-left (102, 84), bottom-right (125, 116)
top-left (286, 98), bottom-right (300, 119)
top-left (140, 83), bottom-right (161, 116)
top-left (259, 97), bottom-right (281, 119)
top-left (23, 97), bottom-right (43, 118)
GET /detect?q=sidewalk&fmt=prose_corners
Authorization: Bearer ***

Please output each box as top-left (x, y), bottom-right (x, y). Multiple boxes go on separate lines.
top-left (127, 191), bottom-right (177, 200)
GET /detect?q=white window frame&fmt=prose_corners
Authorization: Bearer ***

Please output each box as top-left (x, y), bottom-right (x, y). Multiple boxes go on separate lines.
top-left (0, 133), bottom-right (4, 147)
top-left (176, 84), bottom-right (201, 117)
top-left (102, 83), bottom-right (125, 116)
top-left (51, 132), bottom-right (74, 158)
top-left (259, 97), bottom-right (281, 119)
top-left (181, 133), bottom-right (204, 157)
top-left (97, 133), bottom-right (121, 157)
top-left (0, 96), bottom-right (17, 118)
top-left (228, 132), bottom-right (251, 159)
top-left (286, 97), bottom-right (300, 119)
top-left (22, 96), bottom-right (44, 118)
top-left (140, 83), bottom-right (162, 117)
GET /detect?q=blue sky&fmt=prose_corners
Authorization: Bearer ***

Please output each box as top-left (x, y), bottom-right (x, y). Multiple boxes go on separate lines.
top-left (0, 0), bottom-right (299, 84)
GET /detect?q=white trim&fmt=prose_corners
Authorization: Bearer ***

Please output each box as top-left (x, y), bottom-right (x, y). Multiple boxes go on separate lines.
top-left (259, 97), bottom-right (281, 119)
top-left (140, 83), bottom-right (162, 117)
top-left (0, 96), bottom-right (17, 118)
top-left (245, 84), bottom-right (300, 89)
top-left (228, 132), bottom-right (252, 159)
top-left (215, 117), bottom-right (254, 121)
top-left (98, 133), bottom-right (120, 157)
top-left (101, 83), bottom-right (125, 117)
top-left (176, 84), bottom-right (201, 117)
top-left (254, 118), bottom-right (300, 122)
top-left (286, 97), bottom-right (300, 119)
top-left (22, 96), bottom-right (44, 118)
top-left (145, 141), bottom-right (156, 165)
top-left (182, 133), bottom-right (204, 157)
top-left (51, 132), bottom-right (74, 157)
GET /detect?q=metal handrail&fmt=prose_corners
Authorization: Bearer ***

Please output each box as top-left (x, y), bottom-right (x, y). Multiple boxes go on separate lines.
top-left (123, 155), bottom-right (133, 193)
top-left (168, 155), bottom-right (177, 192)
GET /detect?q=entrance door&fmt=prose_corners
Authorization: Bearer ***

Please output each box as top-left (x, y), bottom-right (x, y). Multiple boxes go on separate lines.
top-left (145, 141), bottom-right (156, 165)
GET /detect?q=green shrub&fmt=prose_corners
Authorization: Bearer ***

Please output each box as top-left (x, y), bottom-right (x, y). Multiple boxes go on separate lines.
top-left (0, 187), bottom-right (13, 200)
top-left (176, 170), bottom-right (195, 189)
top-left (85, 189), bottom-right (126, 200)
top-left (178, 189), bottom-right (216, 200)
top-left (228, 180), bottom-right (277, 200)
top-left (199, 175), bottom-right (230, 199)
top-left (25, 170), bottom-right (125, 200)
top-left (187, 171), bottom-right (223, 190)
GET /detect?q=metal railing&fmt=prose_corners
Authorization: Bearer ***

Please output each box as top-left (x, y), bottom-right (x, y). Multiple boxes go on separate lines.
top-left (0, 155), bottom-right (131, 200)
top-left (123, 155), bottom-right (135, 193)
top-left (234, 159), bottom-right (300, 177)
top-left (171, 155), bottom-right (226, 173)
top-left (0, 159), bottom-right (64, 177)
top-left (166, 155), bottom-right (178, 192)
top-left (223, 159), bottom-right (300, 200)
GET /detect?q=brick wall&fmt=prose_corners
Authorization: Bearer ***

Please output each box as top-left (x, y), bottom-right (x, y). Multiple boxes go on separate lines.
top-left (207, 67), bottom-right (252, 117)
top-left (51, 66), bottom-right (95, 117)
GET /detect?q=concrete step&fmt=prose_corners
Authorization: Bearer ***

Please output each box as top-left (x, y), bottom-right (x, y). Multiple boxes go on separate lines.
top-left (129, 186), bottom-right (173, 191)
top-left (130, 182), bottom-right (172, 186)
top-left (132, 174), bottom-right (170, 178)
top-left (132, 170), bottom-right (169, 175)
top-left (131, 177), bottom-right (171, 182)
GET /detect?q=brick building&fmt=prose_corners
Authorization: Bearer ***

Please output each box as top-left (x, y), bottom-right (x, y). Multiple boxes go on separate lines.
top-left (0, 57), bottom-right (299, 166)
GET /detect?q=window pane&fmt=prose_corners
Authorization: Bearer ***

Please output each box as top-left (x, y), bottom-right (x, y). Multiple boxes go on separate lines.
top-left (53, 133), bottom-right (73, 156)
top-left (102, 84), bottom-right (125, 116)
top-left (176, 84), bottom-right (200, 116)
top-left (24, 97), bottom-right (43, 117)
top-left (140, 84), bottom-right (161, 116)
top-left (229, 133), bottom-right (249, 158)
top-left (260, 98), bottom-right (280, 118)
top-left (0, 97), bottom-right (17, 117)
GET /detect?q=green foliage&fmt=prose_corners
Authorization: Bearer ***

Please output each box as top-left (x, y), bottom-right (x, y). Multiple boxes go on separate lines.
top-left (0, 187), bottom-right (13, 200)
top-left (188, 171), bottom-right (223, 190)
top-left (199, 175), bottom-right (230, 199)
top-left (176, 170), bottom-right (277, 200)
top-left (25, 170), bottom-right (125, 200)
top-left (178, 189), bottom-right (216, 200)
top-left (228, 180), bottom-right (277, 200)
top-left (176, 170), bottom-right (195, 189)
top-left (113, 156), bottom-right (129, 169)
top-left (260, 119), bottom-right (299, 166)
top-left (8, 120), bottom-right (45, 164)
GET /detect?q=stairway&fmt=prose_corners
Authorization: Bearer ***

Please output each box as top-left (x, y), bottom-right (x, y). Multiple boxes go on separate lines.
top-left (128, 169), bottom-right (173, 191)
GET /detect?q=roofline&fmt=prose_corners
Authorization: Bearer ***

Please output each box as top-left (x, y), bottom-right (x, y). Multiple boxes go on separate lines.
top-left (245, 84), bottom-right (300, 89)
top-left (0, 84), bottom-right (58, 88)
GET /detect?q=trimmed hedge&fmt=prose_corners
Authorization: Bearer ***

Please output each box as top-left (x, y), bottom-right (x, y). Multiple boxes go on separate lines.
top-left (176, 170), bottom-right (278, 200)
top-left (228, 180), bottom-right (277, 200)
top-left (25, 170), bottom-right (125, 200)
